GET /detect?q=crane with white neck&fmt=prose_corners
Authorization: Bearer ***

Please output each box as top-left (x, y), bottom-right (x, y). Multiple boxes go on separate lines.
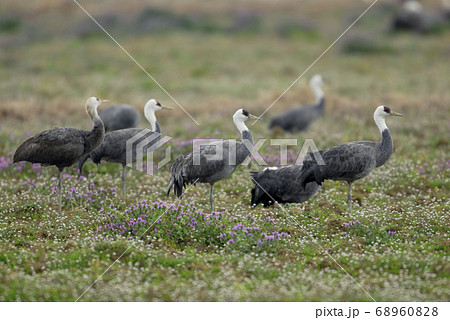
top-left (167, 108), bottom-right (258, 212)
top-left (298, 106), bottom-right (403, 212)
top-left (14, 97), bottom-right (107, 214)
top-left (269, 74), bottom-right (325, 134)
top-left (77, 99), bottom-right (171, 201)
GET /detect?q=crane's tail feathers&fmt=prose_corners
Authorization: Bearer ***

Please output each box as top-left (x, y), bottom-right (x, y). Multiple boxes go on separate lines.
top-left (298, 161), bottom-right (325, 189)
top-left (13, 141), bottom-right (30, 163)
top-left (166, 177), bottom-right (174, 197)
top-left (298, 160), bottom-right (316, 188)
top-left (77, 154), bottom-right (91, 177)
top-left (174, 180), bottom-right (184, 199)
top-left (168, 155), bottom-right (187, 199)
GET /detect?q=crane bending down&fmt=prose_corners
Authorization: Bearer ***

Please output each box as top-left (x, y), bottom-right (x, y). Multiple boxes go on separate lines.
top-left (77, 99), bottom-right (170, 201)
top-left (167, 109), bottom-right (258, 211)
top-left (298, 106), bottom-right (403, 212)
top-left (250, 165), bottom-right (321, 207)
top-left (13, 97), bottom-right (106, 214)
top-left (269, 74), bottom-right (325, 134)
top-left (99, 104), bottom-right (140, 132)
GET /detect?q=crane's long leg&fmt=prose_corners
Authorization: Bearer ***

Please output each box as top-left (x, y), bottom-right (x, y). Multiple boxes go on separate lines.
top-left (57, 167), bottom-right (64, 215)
top-left (209, 184), bottom-right (214, 212)
top-left (347, 181), bottom-right (353, 212)
top-left (77, 154), bottom-right (90, 178)
top-left (122, 164), bottom-right (127, 203)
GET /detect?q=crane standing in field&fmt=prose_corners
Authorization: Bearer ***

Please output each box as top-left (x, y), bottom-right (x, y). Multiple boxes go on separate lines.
top-left (99, 104), bottom-right (140, 132)
top-left (269, 74), bottom-right (325, 134)
top-left (13, 97), bottom-right (107, 214)
top-left (77, 99), bottom-right (171, 202)
top-left (391, 1), bottom-right (440, 33)
top-left (250, 165), bottom-right (321, 207)
top-left (298, 106), bottom-right (403, 212)
top-left (167, 109), bottom-right (258, 212)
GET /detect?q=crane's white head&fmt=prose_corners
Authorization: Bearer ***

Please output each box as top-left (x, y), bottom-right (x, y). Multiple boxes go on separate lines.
top-left (144, 99), bottom-right (171, 131)
top-left (233, 108), bottom-right (251, 122)
top-left (403, 1), bottom-right (423, 13)
top-left (86, 97), bottom-right (107, 118)
top-left (310, 74), bottom-right (324, 87)
top-left (144, 99), bottom-right (172, 112)
top-left (374, 106), bottom-right (403, 119)
top-left (374, 106), bottom-right (403, 132)
top-left (233, 108), bottom-right (259, 133)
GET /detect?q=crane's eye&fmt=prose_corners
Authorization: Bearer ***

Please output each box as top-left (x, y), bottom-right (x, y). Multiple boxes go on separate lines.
top-left (156, 102), bottom-right (161, 107)
top-left (383, 106), bottom-right (390, 113)
top-left (96, 98), bottom-right (99, 101)
top-left (242, 110), bottom-right (249, 117)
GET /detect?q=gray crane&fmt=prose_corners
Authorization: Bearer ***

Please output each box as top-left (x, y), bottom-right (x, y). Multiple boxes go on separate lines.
top-left (250, 165), bottom-right (321, 207)
top-left (13, 97), bottom-right (106, 214)
top-left (77, 99), bottom-right (170, 201)
top-left (298, 106), bottom-right (403, 212)
top-left (99, 104), bottom-right (140, 132)
top-left (391, 1), bottom-right (442, 33)
top-left (167, 109), bottom-right (258, 211)
top-left (269, 74), bottom-right (325, 134)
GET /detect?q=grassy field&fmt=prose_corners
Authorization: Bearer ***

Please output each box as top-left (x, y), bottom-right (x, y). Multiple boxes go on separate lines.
top-left (0, 0), bottom-right (449, 301)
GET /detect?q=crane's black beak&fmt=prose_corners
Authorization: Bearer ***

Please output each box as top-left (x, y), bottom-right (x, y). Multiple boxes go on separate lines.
top-left (390, 111), bottom-right (403, 117)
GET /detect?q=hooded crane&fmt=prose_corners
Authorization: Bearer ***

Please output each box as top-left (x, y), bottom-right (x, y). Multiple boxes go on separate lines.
top-left (99, 104), bottom-right (140, 132)
top-left (77, 99), bottom-right (170, 201)
top-left (13, 97), bottom-right (106, 214)
top-left (391, 1), bottom-right (441, 33)
top-left (250, 165), bottom-right (321, 207)
top-left (167, 109), bottom-right (258, 211)
top-left (269, 74), bottom-right (325, 134)
top-left (298, 106), bottom-right (403, 212)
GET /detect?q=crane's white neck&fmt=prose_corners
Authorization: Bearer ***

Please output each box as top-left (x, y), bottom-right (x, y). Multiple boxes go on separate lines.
top-left (311, 82), bottom-right (324, 103)
top-left (374, 115), bottom-right (388, 133)
top-left (87, 106), bottom-right (101, 123)
top-left (234, 118), bottom-right (249, 134)
top-left (145, 108), bottom-right (157, 131)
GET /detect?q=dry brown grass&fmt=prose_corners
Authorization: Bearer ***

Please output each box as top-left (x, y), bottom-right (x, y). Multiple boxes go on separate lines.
top-left (1, 0), bottom-right (449, 144)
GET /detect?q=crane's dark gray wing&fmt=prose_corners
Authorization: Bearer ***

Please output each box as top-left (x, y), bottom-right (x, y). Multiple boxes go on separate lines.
top-left (270, 107), bottom-right (305, 132)
top-left (251, 166), bottom-right (320, 207)
top-left (90, 128), bottom-right (161, 164)
top-left (168, 141), bottom-right (237, 198)
top-left (322, 143), bottom-right (376, 173)
top-left (181, 142), bottom-right (229, 182)
top-left (14, 127), bottom-right (86, 167)
top-left (269, 102), bottom-right (323, 133)
top-left (299, 142), bottom-right (377, 187)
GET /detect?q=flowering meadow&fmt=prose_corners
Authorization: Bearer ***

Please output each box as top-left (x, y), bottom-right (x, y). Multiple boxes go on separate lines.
top-left (0, 0), bottom-right (449, 301)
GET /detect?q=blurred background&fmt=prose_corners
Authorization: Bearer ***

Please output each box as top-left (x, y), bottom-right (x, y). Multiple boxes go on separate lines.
top-left (0, 0), bottom-right (449, 156)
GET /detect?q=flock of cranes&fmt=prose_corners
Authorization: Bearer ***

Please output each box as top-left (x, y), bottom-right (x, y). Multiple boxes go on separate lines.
top-left (77, 99), bottom-right (171, 202)
top-left (13, 74), bottom-right (403, 214)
